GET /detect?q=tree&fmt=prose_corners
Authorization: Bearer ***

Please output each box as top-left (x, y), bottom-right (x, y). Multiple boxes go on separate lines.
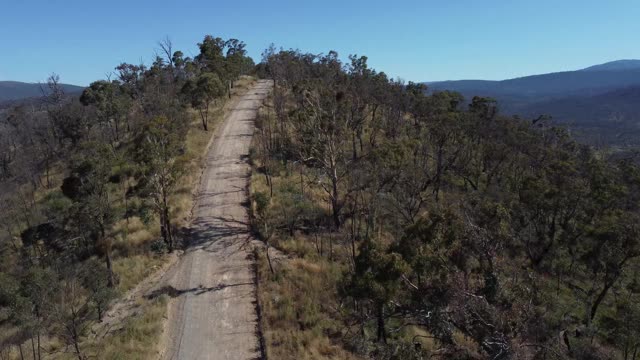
top-left (80, 258), bottom-right (115, 322)
top-left (62, 143), bottom-right (119, 287)
top-left (135, 116), bottom-right (186, 252)
top-left (80, 80), bottom-right (131, 144)
top-left (196, 35), bottom-right (226, 76)
top-left (600, 293), bottom-right (640, 360)
top-left (224, 38), bottom-right (249, 86)
top-left (343, 239), bottom-right (408, 343)
top-left (182, 73), bottom-right (225, 131)
top-left (115, 63), bottom-right (146, 100)
top-left (569, 211), bottom-right (640, 326)
top-left (293, 77), bottom-right (355, 228)
top-left (11, 267), bottom-right (57, 360)
top-left (50, 272), bottom-right (91, 360)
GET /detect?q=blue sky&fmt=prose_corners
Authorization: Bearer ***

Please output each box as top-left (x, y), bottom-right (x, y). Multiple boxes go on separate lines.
top-left (1, 0), bottom-right (639, 85)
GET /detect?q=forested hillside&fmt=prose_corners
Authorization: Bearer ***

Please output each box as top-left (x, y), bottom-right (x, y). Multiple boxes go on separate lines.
top-left (2, 35), bottom-right (640, 360)
top-left (516, 86), bottom-right (640, 146)
top-left (251, 49), bottom-right (640, 359)
top-left (0, 35), bottom-right (254, 358)
top-left (0, 81), bottom-right (84, 102)
top-left (426, 61), bottom-right (640, 146)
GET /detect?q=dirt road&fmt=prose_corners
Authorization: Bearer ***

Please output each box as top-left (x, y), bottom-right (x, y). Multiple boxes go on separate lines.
top-left (159, 80), bottom-right (271, 360)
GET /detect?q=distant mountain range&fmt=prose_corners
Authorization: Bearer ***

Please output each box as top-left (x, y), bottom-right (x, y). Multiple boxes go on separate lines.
top-left (0, 81), bottom-right (84, 102)
top-left (426, 60), bottom-right (640, 146)
top-left (3, 60), bottom-right (640, 146)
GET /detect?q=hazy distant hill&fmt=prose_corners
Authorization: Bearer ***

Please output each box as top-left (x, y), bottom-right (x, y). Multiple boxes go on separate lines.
top-left (0, 81), bottom-right (84, 102)
top-left (426, 60), bottom-right (640, 145)
top-left (517, 86), bottom-right (640, 146)
top-left (581, 59), bottom-right (640, 72)
top-left (428, 61), bottom-right (640, 99)
top-left (519, 86), bottom-right (640, 122)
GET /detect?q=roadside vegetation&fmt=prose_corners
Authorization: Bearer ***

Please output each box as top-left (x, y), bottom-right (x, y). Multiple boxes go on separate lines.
top-left (2, 33), bottom-right (640, 360)
top-left (250, 47), bottom-right (640, 359)
top-left (0, 35), bottom-right (254, 359)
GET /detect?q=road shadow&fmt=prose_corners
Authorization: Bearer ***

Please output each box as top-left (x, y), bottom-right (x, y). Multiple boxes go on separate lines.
top-left (146, 282), bottom-right (253, 299)
top-left (177, 215), bottom-right (253, 252)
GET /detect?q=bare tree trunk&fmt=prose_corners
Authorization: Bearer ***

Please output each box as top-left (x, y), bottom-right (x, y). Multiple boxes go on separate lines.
top-left (3, 224), bottom-right (19, 252)
top-left (350, 196), bottom-right (358, 265)
top-left (167, 217), bottom-right (174, 252)
top-left (359, 305), bottom-right (366, 341)
top-left (329, 230), bottom-right (333, 261)
top-left (162, 193), bottom-right (173, 252)
top-left (590, 279), bottom-right (616, 323)
top-left (45, 158), bottom-right (51, 189)
top-left (434, 145), bottom-right (443, 202)
top-left (300, 167), bottom-right (304, 196)
top-left (122, 180), bottom-right (130, 226)
top-left (265, 243), bottom-right (275, 275)
top-left (30, 336), bottom-right (36, 360)
top-left (73, 342), bottom-right (82, 360)
top-left (351, 132), bottom-right (357, 160)
top-left (18, 191), bottom-right (33, 228)
top-left (263, 166), bottom-right (273, 198)
top-left (71, 309), bottom-right (83, 360)
top-left (199, 104), bottom-right (210, 131)
top-left (331, 174), bottom-right (340, 228)
top-left (314, 232), bottom-right (320, 255)
top-left (114, 117), bottom-right (120, 142)
top-left (377, 302), bottom-right (386, 344)
top-left (160, 212), bottom-right (166, 241)
top-left (105, 242), bottom-right (115, 288)
top-left (97, 302), bottom-right (104, 322)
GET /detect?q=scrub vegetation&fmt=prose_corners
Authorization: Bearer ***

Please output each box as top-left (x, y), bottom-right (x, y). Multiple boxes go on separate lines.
top-left (0, 36), bottom-right (254, 359)
top-left (2, 34), bottom-right (640, 360)
top-left (250, 47), bottom-right (640, 360)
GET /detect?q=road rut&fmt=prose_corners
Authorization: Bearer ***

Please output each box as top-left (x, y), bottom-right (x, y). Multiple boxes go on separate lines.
top-left (160, 80), bottom-right (271, 360)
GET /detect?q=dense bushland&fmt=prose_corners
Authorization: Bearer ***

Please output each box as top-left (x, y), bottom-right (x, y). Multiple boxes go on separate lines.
top-left (0, 36), bottom-right (254, 358)
top-left (252, 47), bottom-right (640, 359)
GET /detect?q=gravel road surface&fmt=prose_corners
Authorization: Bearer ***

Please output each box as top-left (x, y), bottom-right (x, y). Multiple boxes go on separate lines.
top-left (160, 80), bottom-right (271, 360)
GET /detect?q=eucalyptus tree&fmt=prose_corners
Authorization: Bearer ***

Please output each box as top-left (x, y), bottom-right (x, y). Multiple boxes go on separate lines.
top-left (196, 35), bottom-right (227, 76)
top-left (293, 77), bottom-right (353, 228)
top-left (61, 142), bottom-right (119, 286)
top-left (342, 238), bottom-right (408, 344)
top-left (182, 72), bottom-right (225, 131)
top-left (80, 80), bottom-right (131, 145)
top-left (224, 38), bottom-right (248, 86)
top-left (135, 115), bottom-right (186, 252)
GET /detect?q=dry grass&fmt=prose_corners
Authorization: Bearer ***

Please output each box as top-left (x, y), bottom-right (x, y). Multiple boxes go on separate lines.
top-left (0, 326), bottom-right (20, 359)
top-left (256, 250), bottom-right (361, 360)
top-left (113, 254), bottom-right (167, 294)
top-left (68, 295), bottom-right (168, 360)
top-left (250, 121), bottom-right (361, 358)
top-left (111, 217), bottom-right (158, 255)
top-left (93, 296), bottom-right (167, 360)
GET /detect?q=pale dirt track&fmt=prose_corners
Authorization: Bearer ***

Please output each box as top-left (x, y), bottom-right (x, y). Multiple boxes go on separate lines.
top-left (159, 80), bottom-right (271, 360)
